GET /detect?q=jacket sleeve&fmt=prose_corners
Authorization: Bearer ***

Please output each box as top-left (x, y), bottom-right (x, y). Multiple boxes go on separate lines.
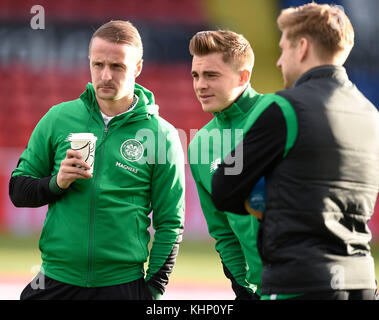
top-left (9, 107), bottom-right (66, 207)
top-left (145, 127), bottom-right (185, 296)
top-left (211, 99), bottom-right (297, 214)
top-left (9, 174), bottom-right (65, 207)
top-left (189, 164), bottom-right (258, 298)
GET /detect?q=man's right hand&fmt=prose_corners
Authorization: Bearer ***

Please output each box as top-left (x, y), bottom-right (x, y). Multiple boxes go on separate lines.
top-left (56, 149), bottom-right (92, 189)
top-left (245, 177), bottom-right (266, 220)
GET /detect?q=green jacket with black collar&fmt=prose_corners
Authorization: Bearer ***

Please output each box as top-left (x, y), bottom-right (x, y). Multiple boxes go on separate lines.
top-left (188, 85), bottom-right (264, 298)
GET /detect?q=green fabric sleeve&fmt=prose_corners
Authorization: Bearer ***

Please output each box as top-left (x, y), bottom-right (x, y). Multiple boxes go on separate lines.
top-left (12, 107), bottom-right (57, 179)
top-left (249, 94), bottom-right (298, 158)
top-left (189, 164), bottom-right (255, 294)
top-left (145, 127), bottom-right (185, 292)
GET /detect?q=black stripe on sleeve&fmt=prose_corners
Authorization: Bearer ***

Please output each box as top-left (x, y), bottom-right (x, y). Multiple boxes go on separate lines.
top-left (146, 227), bottom-right (183, 294)
top-left (221, 261), bottom-right (260, 300)
top-left (9, 175), bottom-right (65, 208)
top-left (211, 102), bottom-right (287, 214)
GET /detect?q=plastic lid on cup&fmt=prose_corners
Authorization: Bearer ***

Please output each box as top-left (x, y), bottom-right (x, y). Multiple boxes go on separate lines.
top-left (68, 133), bottom-right (97, 141)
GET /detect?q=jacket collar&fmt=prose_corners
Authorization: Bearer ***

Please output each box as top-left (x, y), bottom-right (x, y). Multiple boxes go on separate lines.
top-left (80, 83), bottom-right (159, 119)
top-left (214, 85), bottom-right (261, 120)
top-left (294, 65), bottom-right (349, 87)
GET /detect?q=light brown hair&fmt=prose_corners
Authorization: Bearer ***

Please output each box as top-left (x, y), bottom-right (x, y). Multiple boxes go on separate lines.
top-left (89, 20), bottom-right (143, 59)
top-left (189, 30), bottom-right (254, 71)
top-left (277, 3), bottom-right (354, 60)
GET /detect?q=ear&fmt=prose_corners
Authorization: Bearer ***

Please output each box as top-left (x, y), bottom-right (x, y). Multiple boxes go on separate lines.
top-left (134, 59), bottom-right (143, 78)
top-left (239, 69), bottom-right (251, 86)
top-left (297, 37), bottom-right (309, 62)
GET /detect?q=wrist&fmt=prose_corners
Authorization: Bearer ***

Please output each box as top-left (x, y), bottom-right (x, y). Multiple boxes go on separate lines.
top-left (49, 175), bottom-right (67, 195)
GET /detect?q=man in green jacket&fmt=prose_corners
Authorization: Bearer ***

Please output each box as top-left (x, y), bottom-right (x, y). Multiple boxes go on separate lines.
top-left (9, 20), bottom-right (185, 300)
top-left (188, 30), bottom-right (263, 299)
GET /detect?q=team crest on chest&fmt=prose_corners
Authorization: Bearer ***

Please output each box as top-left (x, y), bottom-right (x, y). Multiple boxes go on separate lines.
top-left (120, 139), bottom-right (144, 162)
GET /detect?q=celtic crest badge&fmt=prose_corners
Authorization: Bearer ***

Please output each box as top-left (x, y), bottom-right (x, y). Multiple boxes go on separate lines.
top-left (120, 139), bottom-right (144, 162)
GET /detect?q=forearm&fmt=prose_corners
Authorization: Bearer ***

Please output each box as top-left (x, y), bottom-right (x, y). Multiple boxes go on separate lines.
top-left (147, 130), bottom-right (185, 295)
top-left (216, 234), bottom-right (249, 284)
top-left (146, 226), bottom-right (184, 294)
top-left (197, 183), bottom-right (253, 296)
top-left (212, 102), bottom-right (288, 213)
top-left (9, 175), bottom-right (65, 208)
top-left (222, 262), bottom-right (260, 300)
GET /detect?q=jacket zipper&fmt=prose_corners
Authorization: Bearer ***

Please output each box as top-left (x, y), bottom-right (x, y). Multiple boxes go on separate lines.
top-left (223, 117), bottom-right (232, 159)
top-left (87, 124), bottom-right (109, 286)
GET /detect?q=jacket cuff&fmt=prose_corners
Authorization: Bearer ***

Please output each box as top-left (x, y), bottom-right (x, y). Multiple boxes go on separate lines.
top-left (48, 175), bottom-right (66, 195)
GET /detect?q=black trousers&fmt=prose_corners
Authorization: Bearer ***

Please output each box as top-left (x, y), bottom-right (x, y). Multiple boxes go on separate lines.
top-left (288, 289), bottom-right (377, 300)
top-left (20, 272), bottom-right (153, 300)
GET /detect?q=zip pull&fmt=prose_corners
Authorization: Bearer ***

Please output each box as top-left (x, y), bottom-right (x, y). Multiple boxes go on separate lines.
top-left (100, 125), bottom-right (109, 144)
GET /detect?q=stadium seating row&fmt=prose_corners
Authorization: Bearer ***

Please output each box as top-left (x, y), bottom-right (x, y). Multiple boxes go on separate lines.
top-left (0, 63), bottom-right (212, 148)
top-left (0, 0), bottom-right (206, 24)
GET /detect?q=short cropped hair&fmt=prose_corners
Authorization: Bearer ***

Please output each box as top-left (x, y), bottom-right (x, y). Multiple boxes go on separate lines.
top-left (89, 20), bottom-right (143, 59)
top-left (277, 3), bottom-right (354, 60)
top-left (189, 30), bottom-right (254, 71)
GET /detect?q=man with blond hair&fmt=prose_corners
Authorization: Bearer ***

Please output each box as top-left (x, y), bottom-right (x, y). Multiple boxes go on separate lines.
top-left (9, 20), bottom-right (185, 300)
top-left (188, 29), bottom-right (266, 299)
top-left (212, 3), bottom-right (379, 300)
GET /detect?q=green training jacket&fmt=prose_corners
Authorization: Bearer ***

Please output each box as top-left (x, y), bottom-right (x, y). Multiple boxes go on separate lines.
top-left (11, 83), bottom-right (185, 292)
top-left (188, 85), bottom-right (263, 297)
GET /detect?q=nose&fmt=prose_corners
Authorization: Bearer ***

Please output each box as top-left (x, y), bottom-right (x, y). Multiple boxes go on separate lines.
top-left (195, 76), bottom-right (208, 91)
top-left (276, 55), bottom-right (282, 69)
top-left (101, 66), bottom-right (112, 81)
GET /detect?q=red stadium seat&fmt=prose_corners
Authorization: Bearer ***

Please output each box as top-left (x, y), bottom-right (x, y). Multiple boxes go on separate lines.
top-left (0, 0), bottom-right (206, 24)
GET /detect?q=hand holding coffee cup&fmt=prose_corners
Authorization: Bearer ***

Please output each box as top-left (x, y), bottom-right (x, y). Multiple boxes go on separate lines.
top-left (56, 150), bottom-right (92, 189)
top-left (68, 133), bottom-right (97, 174)
top-left (56, 133), bottom-right (98, 189)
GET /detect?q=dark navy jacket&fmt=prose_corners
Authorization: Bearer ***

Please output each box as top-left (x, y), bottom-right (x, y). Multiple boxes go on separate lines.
top-left (212, 65), bottom-right (379, 294)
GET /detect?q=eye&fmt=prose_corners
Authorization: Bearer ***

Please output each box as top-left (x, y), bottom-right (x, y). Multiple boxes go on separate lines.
top-left (207, 73), bottom-right (218, 79)
top-left (93, 62), bottom-right (103, 67)
top-left (112, 64), bottom-right (123, 70)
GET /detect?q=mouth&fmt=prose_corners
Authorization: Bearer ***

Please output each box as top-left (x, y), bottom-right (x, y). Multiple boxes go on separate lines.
top-left (98, 85), bottom-right (115, 91)
top-left (198, 94), bottom-right (214, 102)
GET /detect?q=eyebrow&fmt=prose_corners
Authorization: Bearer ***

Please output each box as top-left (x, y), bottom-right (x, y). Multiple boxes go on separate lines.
top-left (91, 59), bottom-right (126, 67)
top-left (191, 70), bottom-right (220, 76)
top-left (111, 62), bottom-right (126, 67)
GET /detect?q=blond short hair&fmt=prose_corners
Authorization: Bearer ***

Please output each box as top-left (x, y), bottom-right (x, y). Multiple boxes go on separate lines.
top-left (89, 20), bottom-right (143, 59)
top-left (277, 3), bottom-right (354, 61)
top-left (189, 30), bottom-right (254, 71)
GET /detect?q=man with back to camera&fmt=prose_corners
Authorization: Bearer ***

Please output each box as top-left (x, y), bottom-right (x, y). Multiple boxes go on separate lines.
top-left (188, 29), bottom-right (267, 299)
top-left (9, 20), bottom-right (185, 300)
top-left (211, 3), bottom-right (379, 300)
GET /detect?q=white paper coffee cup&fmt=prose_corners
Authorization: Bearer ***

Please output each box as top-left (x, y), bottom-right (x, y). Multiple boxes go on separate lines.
top-left (68, 133), bottom-right (97, 174)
